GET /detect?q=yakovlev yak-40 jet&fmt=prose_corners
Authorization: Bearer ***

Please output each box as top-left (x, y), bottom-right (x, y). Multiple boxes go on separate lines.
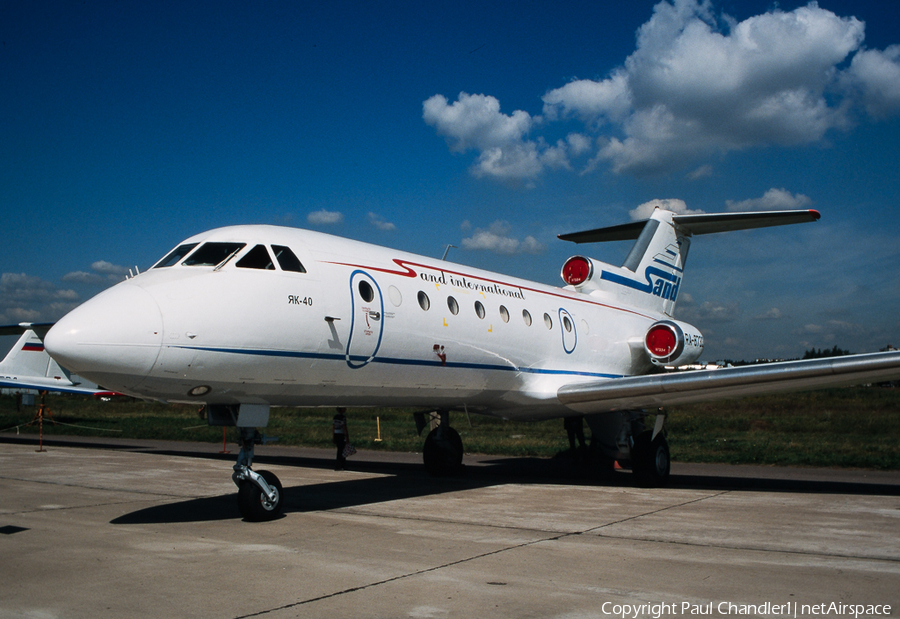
top-left (37, 207), bottom-right (900, 520)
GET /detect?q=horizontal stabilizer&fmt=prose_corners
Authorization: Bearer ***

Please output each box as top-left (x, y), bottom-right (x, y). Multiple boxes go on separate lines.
top-left (559, 209), bottom-right (820, 244)
top-left (0, 322), bottom-right (55, 337)
top-left (557, 351), bottom-right (900, 413)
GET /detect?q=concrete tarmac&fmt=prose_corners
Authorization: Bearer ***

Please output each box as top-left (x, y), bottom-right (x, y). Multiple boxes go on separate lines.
top-left (0, 435), bottom-right (898, 619)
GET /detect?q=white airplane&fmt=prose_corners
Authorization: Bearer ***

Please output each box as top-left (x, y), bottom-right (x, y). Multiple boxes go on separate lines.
top-left (0, 324), bottom-right (117, 396)
top-left (41, 207), bottom-right (900, 520)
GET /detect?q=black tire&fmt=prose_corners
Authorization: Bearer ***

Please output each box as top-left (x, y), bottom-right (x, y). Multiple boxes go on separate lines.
top-left (631, 431), bottom-right (670, 488)
top-left (423, 426), bottom-right (464, 476)
top-left (238, 470), bottom-right (284, 521)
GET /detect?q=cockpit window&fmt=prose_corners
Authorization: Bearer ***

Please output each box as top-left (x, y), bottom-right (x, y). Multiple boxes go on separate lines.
top-left (272, 245), bottom-right (306, 273)
top-left (182, 242), bottom-right (246, 267)
top-left (153, 243), bottom-right (199, 268)
top-left (236, 244), bottom-right (275, 270)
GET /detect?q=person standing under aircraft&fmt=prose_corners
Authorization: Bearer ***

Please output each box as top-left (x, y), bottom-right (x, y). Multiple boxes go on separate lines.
top-left (333, 408), bottom-right (350, 470)
top-left (564, 416), bottom-right (587, 461)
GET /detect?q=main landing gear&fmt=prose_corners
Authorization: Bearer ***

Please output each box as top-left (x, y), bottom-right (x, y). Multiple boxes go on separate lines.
top-left (417, 411), bottom-right (464, 476)
top-left (630, 428), bottom-right (670, 488)
top-left (585, 409), bottom-right (670, 487)
top-left (232, 427), bottom-right (284, 521)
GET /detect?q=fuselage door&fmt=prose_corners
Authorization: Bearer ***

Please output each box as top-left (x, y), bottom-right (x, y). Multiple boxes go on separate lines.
top-left (559, 307), bottom-right (577, 354)
top-left (346, 270), bottom-right (384, 368)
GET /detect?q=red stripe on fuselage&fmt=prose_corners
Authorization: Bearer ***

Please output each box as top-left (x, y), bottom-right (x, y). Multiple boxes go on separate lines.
top-left (322, 258), bottom-right (655, 320)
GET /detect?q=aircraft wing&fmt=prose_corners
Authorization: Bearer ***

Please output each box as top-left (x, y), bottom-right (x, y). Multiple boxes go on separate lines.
top-left (558, 351), bottom-right (900, 413)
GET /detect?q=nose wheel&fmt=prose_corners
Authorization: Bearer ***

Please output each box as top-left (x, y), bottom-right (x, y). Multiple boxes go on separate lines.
top-left (237, 469), bottom-right (283, 521)
top-left (232, 427), bottom-right (284, 521)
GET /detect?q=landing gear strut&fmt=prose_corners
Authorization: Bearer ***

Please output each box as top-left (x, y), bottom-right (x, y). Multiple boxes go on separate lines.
top-left (418, 411), bottom-right (464, 476)
top-left (586, 409), bottom-right (670, 487)
top-left (631, 430), bottom-right (670, 488)
top-left (232, 427), bottom-right (284, 521)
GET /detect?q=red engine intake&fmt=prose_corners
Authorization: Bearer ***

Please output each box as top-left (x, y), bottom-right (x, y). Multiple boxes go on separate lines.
top-left (561, 256), bottom-right (593, 286)
top-left (644, 320), bottom-right (704, 367)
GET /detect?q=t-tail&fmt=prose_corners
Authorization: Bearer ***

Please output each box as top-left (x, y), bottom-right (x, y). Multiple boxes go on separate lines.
top-left (559, 207), bottom-right (821, 316)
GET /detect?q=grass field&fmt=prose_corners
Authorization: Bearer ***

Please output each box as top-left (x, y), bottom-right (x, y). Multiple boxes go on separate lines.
top-left (1, 387), bottom-right (898, 469)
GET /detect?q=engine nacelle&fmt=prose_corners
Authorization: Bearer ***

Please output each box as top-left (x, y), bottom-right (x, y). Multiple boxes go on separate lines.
top-left (644, 319), bottom-right (704, 367)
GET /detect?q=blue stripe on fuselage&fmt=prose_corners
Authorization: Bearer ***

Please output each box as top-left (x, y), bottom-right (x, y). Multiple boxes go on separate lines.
top-left (172, 345), bottom-right (622, 380)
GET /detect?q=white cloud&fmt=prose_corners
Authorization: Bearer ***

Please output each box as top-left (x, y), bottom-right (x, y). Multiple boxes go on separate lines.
top-left (460, 221), bottom-right (546, 254)
top-left (725, 188), bottom-right (813, 211)
top-left (62, 271), bottom-right (108, 286)
top-left (0, 273), bottom-right (80, 324)
top-left (422, 93), bottom-right (581, 182)
top-left (629, 198), bottom-right (704, 220)
top-left (471, 142), bottom-right (544, 181)
top-left (91, 260), bottom-right (129, 276)
top-left (307, 209), bottom-right (344, 225)
top-left (427, 1), bottom-right (899, 180)
top-left (63, 260), bottom-right (130, 285)
top-left (687, 164), bottom-right (713, 180)
top-left (796, 320), bottom-right (865, 346)
top-left (368, 212), bottom-right (396, 231)
top-left (520, 236), bottom-right (545, 254)
top-left (693, 300), bottom-right (741, 322)
top-left (423, 93), bottom-right (534, 153)
top-left (755, 307), bottom-right (783, 320)
top-left (842, 45), bottom-right (900, 119)
top-left (543, 71), bottom-right (632, 124)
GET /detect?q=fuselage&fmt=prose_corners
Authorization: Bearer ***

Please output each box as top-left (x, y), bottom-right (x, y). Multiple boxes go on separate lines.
top-left (44, 224), bottom-right (667, 420)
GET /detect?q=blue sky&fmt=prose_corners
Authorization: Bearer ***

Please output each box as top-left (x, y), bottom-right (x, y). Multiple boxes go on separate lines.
top-left (1, 0), bottom-right (899, 361)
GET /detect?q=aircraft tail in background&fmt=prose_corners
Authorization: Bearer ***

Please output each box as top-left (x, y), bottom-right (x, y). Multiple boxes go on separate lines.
top-left (0, 324), bottom-right (115, 395)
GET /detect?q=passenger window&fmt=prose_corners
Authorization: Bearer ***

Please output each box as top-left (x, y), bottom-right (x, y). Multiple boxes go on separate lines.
top-left (417, 291), bottom-right (430, 311)
top-left (272, 245), bottom-right (306, 273)
top-left (563, 315), bottom-right (573, 332)
top-left (183, 242), bottom-right (246, 267)
top-left (544, 313), bottom-right (553, 329)
top-left (474, 301), bottom-right (485, 319)
top-left (522, 310), bottom-right (532, 327)
top-left (236, 245), bottom-right (275, 270)
top-left (154, 243), bottom-right (199, 268)
top-left (447, 296), bottom-right (459, 315)
top-left (499, 305), bottom-right (509, 323)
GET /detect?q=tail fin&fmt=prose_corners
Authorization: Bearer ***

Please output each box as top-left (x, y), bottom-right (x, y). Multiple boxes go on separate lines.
top-left (559, 208), bottom-right (820, 316)
top-left (0, 325), bottom-right (112, 394)
top-left (0, 329), bottom-right (69, 379)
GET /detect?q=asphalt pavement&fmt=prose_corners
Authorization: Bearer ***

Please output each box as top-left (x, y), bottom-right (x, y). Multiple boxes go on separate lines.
top-left (1, 434), bottom-right (898, 619)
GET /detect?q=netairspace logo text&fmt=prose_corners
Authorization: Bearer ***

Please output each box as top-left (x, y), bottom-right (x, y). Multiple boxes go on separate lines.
top-left (600, 601), bottom-right (892, 618)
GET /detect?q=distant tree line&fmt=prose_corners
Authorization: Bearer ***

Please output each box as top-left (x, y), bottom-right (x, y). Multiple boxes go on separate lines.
top-left (717, 344), bottom-right (897, 387)
top-left (802, 345), bottom-right (850, 359)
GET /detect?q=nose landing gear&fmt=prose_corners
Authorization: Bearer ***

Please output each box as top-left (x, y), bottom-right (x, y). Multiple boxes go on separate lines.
top-left (232, 427), bottom-right (284, 521)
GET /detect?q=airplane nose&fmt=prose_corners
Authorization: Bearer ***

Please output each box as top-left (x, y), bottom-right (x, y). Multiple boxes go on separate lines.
top-left (45, 283), bottom-right (164, 390)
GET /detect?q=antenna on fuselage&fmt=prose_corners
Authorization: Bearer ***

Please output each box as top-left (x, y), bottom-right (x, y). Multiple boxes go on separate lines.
top-left (441, 244), bottom-right (457, 261)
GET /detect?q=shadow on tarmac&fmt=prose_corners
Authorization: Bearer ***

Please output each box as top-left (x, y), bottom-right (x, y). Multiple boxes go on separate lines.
top-left (109, 453), bottom-right (900, 526)
top-left (2, 435), bottom-right (896, 527)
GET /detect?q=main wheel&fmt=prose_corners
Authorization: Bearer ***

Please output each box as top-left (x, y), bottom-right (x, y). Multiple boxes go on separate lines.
top-left (423, 426), bottom-right (464, 476)
top-left (631, 431), bottom-right (670, 488)
top-left (238, 469), bottom-right (284, 521)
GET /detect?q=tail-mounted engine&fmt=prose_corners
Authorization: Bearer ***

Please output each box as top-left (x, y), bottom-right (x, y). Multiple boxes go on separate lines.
top-left (561, 255), bottom-right (594, 287)
top-left (644, 319), bottom-right (703, 367)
